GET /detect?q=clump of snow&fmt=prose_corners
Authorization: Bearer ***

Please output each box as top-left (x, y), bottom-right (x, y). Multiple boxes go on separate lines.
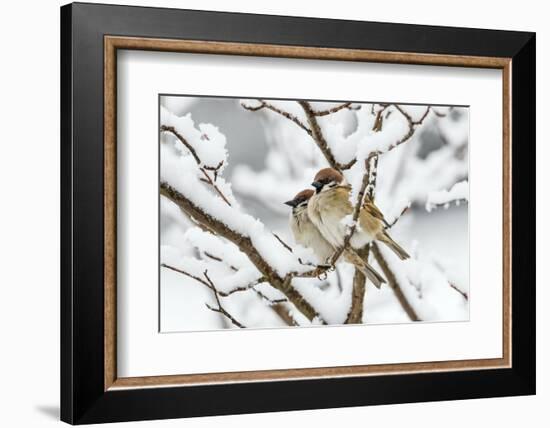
top-left (184, 227), bottom-right (257, 272)
top-left (161, 106), bottom-right (228, 171)
top-left (426, 180), bottom-right (469, 212)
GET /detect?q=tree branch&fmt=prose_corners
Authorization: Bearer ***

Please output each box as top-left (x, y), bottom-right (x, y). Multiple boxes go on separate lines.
top-left (160, 125), bottom-right (201, 165)
top-left (345, 246), bottom-right (369, 324)
top-left (344, 154), bottom-right (379, 323)
top-left (376, 105), bottom-right (431, 154)
top-left (449, 282), bottom-right (469, 301)
top-left (298, 101), bottom-right (356, 170)
top-left (371, 243), bottom-right (421, 321)
top-left (311, 102), bottom-right (359, 116)
top-left (271, 303), bottom-right (300, 327)
top-left (241, 100), bottom-right (311, 135)
top-left (160, 182), bottom-right (324, 323)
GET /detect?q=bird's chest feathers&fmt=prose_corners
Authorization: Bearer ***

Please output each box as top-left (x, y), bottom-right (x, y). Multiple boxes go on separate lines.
top-left (293, 209), bottom-right (316, 239)
top-left (317, 188), bottom-right (352, 222)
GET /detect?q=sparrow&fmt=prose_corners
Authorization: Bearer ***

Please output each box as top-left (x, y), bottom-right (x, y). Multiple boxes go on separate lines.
top-left (286, 189), bottom-right (386, 288)
top-left (308, 167), bottom-right (410, 263)
top-left (285, 189), bottom-right (335, 264)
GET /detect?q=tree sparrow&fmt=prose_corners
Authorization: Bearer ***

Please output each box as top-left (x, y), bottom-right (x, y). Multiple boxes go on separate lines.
top-left (285, 189), bottom-right (335, 264)
top-left (286, 189), bottom-right (386, 288)
top-left (308, 167), bottom-right (410, 262)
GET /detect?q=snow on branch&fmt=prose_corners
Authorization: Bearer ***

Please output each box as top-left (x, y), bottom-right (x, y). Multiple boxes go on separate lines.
top-left (161, 107), bottom-right (228, 169)
top-left (161, 107), bottom-right (234, 207)
top-left (425, 180), bottom-right (469, 212)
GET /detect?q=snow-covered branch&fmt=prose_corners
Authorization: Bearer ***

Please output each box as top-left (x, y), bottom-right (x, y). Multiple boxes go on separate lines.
top-left (241, 99), bottom-right (311, 135)
top-left (160, 263), bottom-right (246, 327)
top-left (371, 243), bottom-right (421, 321)
top-left (160, 182), bottom-right (324, 322)
top-left (298, 100), bottom-right (357, 171)
top-left (160, 124), bottom-right (231, 206)
top-left (426, 180), bottom-right (469, 212)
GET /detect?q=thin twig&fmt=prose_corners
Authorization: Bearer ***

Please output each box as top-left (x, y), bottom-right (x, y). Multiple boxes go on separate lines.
top-left (375, 105), bottom-right (431, 153)
top-left (199, 168), bottom-right (232, 206)
top-left (311, 102), bottom-right (358, 116)
top-left (203, 252), bottom-right (238, 271)
top-left (162, 263), bottom-right (268, 298)
top-left (160, 125), bottom-right (201, 164)
top-left (203, 270), bottom-right (245, 328)
top-left (385, 205), bottom-right (410, 229)
top-left (431, 259), bottom-right (469, 301)
top-left (241, 100), bottom-right (311, 135)
top-left (449, 282), bottom-right (469, 301)
top-left (203, 160), bottom-right (224, 181)
top-left (431, 107), bottom-right (449, 118)
top-left (161, 263), bottom-right (210, 287)
top-left (272, 232), bottom-right (293, 253)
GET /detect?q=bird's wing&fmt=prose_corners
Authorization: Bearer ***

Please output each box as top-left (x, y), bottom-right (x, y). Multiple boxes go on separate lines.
top-left (362, 197), bottom-right (390, 228)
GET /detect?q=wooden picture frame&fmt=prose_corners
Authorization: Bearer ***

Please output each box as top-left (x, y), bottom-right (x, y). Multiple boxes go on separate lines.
top-left (61, 2), bottom-right (535, 424)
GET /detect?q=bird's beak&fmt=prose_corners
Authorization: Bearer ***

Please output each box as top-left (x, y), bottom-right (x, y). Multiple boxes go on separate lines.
top-left (311, 181), bottom-right (323, 193)
top-left (284, 200), bottom-right (297, 207)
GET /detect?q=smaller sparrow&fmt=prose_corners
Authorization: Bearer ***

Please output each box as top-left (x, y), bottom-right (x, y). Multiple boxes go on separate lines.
top-left (285, 189), bottom-right (386, 288)
top-left (285, 189), bottom-right (335, 264)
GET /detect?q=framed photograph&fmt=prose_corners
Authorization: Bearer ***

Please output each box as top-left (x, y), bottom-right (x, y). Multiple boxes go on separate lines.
top-left (61, 2), bottom-right (535, 424)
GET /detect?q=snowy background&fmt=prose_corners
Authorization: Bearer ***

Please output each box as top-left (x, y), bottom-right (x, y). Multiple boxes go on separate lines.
top-left (160, 95), bottom-right (469, 332)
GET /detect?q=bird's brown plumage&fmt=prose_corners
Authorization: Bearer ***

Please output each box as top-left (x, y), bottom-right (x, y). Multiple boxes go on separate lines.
top-left (294, 188), bottom-right (314, 202)
top-left (313, 168), bottom-right (344, 185)
top-left (309, 167), bottom-right (410, 262)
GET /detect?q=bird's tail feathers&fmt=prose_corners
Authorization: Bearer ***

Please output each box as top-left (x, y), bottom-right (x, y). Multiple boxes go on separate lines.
top-left (379, 231), bottom-right (410, 260)
top-left (344, 249), bottom-right (386, 289)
